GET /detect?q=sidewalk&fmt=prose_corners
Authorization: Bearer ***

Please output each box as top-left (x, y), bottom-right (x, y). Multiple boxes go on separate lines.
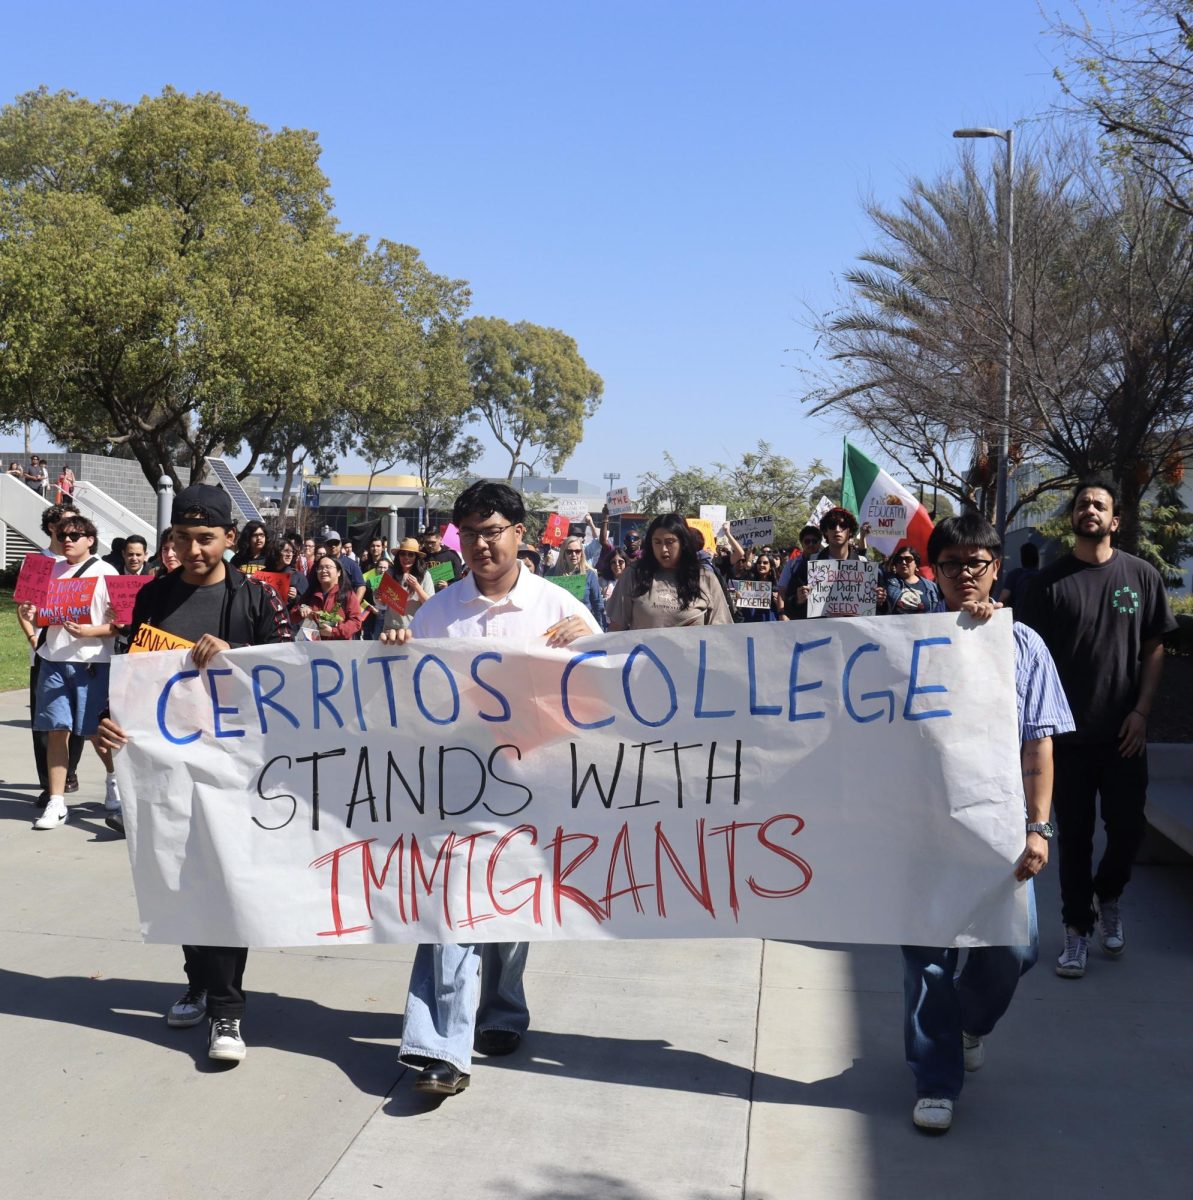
top-left (1, 684), bottom-right (1190, 1200)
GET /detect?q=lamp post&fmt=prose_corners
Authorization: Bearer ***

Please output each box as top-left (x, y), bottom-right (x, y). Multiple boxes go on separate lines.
top-left (953, 126), bottom-right (1013, 539)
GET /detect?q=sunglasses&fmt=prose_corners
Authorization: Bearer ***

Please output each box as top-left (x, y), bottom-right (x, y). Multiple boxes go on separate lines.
top-left (822, 520), bottom-right (852, 531)
top-left (60, 530), bottom-right (88, 542)
top-left (893, 555), bottom-right (915, 563)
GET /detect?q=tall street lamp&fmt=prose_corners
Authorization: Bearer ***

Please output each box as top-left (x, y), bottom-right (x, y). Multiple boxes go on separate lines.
top-left (954, 126), bottom-right (1013, 539)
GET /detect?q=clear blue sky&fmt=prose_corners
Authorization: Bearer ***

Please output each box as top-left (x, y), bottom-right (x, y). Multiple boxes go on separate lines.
top-left (1, 0), bottom-right (1108, 493)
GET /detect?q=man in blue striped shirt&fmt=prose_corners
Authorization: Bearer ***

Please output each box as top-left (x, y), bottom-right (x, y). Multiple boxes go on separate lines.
top-left (902, 513), bottom-right (1074, 1134)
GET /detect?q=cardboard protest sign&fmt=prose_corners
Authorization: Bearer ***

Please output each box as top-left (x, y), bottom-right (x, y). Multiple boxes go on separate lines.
top-left (810, 496), bottom-right (835, 525)
top-left (686, 517), bottom-right (716, 551)
top-left (110, 615), bottom-right (1029, 950)
top-left (428, 561), bottom-right (456, 586)
top-left (129, 624), bottom-right (196, 654)
top-left (554, 498), bottom-right (591, 520)
top-left (606, 487), bottom-right (633, 516)
top-left (13, 553), bottom-right (54, 605)
top-left (374, 572), bottom-right (409, 615)
top-left (730, 580), bottom-right (773, 610)
top-left (699, 504), bottom-right (727, 531)
top-left (541, 513), bottom-right (569, 546)
top-left (441, 524), bottom-right (461, 553)
top-left (548, 574), bottom-right (588, 601)
top-left (806, 559), bottom-right (880, 617)
top-left (728, 516), bottom-right (775, 548)
top-left (106, 574), bottom-right (154, 624)
top-left (252, 571), bottom-right (292, 601)
top-left (35, 578), bottom-right (97, 627)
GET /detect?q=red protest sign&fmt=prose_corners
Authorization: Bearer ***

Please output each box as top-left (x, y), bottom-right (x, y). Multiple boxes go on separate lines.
top-left (106, 574), bottom-right (153, 624)
top-left (253, 571), bottom-right (292, 600)
top-left (374, 572), bottom-right (409, 615)
top-left (541, 513), bottom-right (568, 546)
top-left (35, 577), bottom-right (97, 627)
top-left (13, 553), bottom-right (54, 605)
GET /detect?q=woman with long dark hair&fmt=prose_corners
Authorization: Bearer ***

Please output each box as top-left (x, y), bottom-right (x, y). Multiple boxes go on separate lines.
top-left (264, 539), bottom-right (308, 608)
top-left (232, 520), bottom-right (268, 572)
top-left (605, 513), bottom-right (732, 630)
top-left (378, 537), bottom-right (434, 635)
top-left (294, 556), bottom-right (362, 639)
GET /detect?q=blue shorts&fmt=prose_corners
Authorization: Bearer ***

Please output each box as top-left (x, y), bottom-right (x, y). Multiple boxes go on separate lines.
top-left (33, 660), bottom-right (110, 737)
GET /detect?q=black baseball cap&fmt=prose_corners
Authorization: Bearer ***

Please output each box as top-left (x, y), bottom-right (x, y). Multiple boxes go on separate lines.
top-left (172, 484), bottom-right (233, 527)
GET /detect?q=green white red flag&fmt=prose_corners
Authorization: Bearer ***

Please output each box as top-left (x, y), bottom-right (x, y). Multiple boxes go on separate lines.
top-left (840, 440), bottom-right (934, 563)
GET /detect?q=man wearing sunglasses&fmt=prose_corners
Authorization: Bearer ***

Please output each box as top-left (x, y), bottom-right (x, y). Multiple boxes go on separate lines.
top-left (782, 506), bottom-right (883, 619)
top-left (903, 512), bottom-right (1073, 1134)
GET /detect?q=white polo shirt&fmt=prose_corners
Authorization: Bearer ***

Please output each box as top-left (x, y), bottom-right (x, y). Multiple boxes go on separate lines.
top-left (411, 563), bottom-right (600, 642)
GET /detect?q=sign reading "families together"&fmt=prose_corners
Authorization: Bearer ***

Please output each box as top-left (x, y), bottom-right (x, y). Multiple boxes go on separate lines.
top-left (110, 615), bottom-right (1029, 949)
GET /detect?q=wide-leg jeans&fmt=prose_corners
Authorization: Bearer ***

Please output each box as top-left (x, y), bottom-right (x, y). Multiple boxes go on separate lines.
top-left (901, 882), bottom-right (1038, 1100)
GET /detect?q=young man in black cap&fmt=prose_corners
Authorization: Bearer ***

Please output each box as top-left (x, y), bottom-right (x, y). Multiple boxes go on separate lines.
top-left (97, 484), bottom-right (292, 1065)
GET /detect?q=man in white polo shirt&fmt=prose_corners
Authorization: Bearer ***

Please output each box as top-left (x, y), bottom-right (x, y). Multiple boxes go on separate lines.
top-left (382, 481), bottom-right (600, 1096)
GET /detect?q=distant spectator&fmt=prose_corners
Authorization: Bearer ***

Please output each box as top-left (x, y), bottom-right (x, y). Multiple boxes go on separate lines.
top-left (24, 455), bottom-right (47, 495)
top-left (998, 543), bottom-right (1041, 612)
top-left (56, 465), bottom-right (75, 503)
top-left (121, 535), bottom-right (152, 576)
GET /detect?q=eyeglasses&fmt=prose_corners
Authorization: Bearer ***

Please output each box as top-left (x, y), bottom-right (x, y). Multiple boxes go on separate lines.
top-left (60, 531), bottom-right (87, 542)
top-left (459, 523), bottom-right (515, 547)
top-left (935, 557), bottom-right (995, 580)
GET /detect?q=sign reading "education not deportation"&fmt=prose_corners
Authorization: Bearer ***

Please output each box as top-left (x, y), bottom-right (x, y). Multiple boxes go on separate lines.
top-left (109, 615), bottom-right (1029, 950)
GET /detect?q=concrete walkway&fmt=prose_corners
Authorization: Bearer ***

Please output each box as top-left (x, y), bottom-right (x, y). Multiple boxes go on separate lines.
top-left (1, 684), bottom-right (1190, 1200)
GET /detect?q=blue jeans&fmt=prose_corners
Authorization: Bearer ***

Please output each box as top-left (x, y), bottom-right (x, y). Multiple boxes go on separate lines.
top-left (902, 882), bottom-right (1038, 1100)
top-left (399, 942), bottom-right (530, 1074)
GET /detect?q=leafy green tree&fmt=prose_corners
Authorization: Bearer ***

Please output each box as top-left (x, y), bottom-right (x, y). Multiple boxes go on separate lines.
top-left (352, 242), bottom-right (477, 515)
top-left (463, 316), bottom-right (603, 480)
top-left (0, 87), bottom-right (380, 489)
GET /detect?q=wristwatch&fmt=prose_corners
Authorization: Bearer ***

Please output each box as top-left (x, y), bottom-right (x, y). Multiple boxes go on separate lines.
top-left (1026, 821), bottom-right (1055, 839)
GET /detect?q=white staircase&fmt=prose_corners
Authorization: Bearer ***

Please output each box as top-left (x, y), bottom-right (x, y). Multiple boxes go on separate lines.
top-left (1, 473), bottom-right (156, 564)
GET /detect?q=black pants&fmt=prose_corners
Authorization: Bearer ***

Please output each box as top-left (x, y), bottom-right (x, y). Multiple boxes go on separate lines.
top-left (183, 946), bottom-right (248, 1020)
top-left (1052, 740), bottom-right (1149, 934)
top-left (29, 661), bottom-right (84, 789)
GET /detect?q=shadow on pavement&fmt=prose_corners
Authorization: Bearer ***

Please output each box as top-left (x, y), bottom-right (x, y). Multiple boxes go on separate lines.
top-left (0, 967), bottom-right (406, 1095)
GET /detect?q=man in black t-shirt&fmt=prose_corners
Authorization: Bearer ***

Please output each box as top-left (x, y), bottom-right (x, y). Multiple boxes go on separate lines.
top-left (97, 485), bottom-right (292, 1067)
top-left (1020, 479), bottom-right (1177, 979)
top-left (420, 525), bottom-right (464, 591)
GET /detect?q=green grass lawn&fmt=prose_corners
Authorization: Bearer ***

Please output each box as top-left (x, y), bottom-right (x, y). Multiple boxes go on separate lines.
top-left (0, 588), bottom-right (31, 692)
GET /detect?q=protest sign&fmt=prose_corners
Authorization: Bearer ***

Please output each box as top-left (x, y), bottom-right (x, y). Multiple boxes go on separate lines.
top-left (106, 574), bottom-right (154, 624)
top-left (110, 614), bottom-right (1029, 950)
top-left (699, 504), bottom-right (727, 531)
top-left (129, 624), bottom-right (195, 654)
top-left (374, 572), bottom-right (409, 615)
top-left (810, 496), bottom-right (835, 525)
top-left (686, 517), bottom-right (716, 551)
top-left (441, 524), bottom-right (461, 553)
top-left (252, 572), bottom-right (292, 601)
top-left (428, 561), bottom-right (456, 586)
top-left (35, 578), bottom-right (97, 627)
top-left (554, 498), bottom-right (591, 520)
top-left (728, 517), bottom-right (774, 548)
top-left (729, 580), bottom-right (773, 610)
top-left (548, 574), bottom-right (588, 601)
top-left (606, 487), bottom-right (633, 516)
top-left (541, 513), bottom-right (569, 546)
top-left (13, 553), bottom-right (54, 605)
top-left (806, 559), bottom-right (880, 617)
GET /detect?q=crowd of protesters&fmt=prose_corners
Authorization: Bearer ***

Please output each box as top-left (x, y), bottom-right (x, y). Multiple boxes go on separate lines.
top-left (9, 474), bottom-right (1177, 1136)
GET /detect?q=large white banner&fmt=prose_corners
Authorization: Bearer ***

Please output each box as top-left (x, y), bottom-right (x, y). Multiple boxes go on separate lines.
top-left (110, 615), bottom-right (1028, 949)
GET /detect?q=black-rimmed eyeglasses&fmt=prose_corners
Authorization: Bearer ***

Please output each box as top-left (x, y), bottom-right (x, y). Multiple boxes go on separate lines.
top-left (934, 557), bottom-right (995, 579)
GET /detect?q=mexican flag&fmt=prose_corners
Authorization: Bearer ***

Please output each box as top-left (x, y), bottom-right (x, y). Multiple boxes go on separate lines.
top-left (840, 440), bottom-right (934, 562)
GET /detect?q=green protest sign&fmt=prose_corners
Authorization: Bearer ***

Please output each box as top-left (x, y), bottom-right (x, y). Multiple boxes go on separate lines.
top-left (548, 574), bottom-right (588, 601)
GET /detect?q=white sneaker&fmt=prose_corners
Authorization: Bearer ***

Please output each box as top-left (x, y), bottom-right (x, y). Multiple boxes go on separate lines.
top-left (209, 1017), bottom-right (246, 1063)
top-left (962, 1032), bottom-right (985, 1072)
top-left (1056, 926), bottom-right (1088, 978)
top-left (33, 797), bottom-right (68, 830)
top-left (1095, 897), bottom-right (1125, 957)
top-left (913, 1097), bottom-right (954, 1132)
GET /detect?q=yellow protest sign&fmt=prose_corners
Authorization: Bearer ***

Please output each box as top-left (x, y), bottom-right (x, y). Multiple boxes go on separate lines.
top-left (130, 624), bottom-right (196, 655)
